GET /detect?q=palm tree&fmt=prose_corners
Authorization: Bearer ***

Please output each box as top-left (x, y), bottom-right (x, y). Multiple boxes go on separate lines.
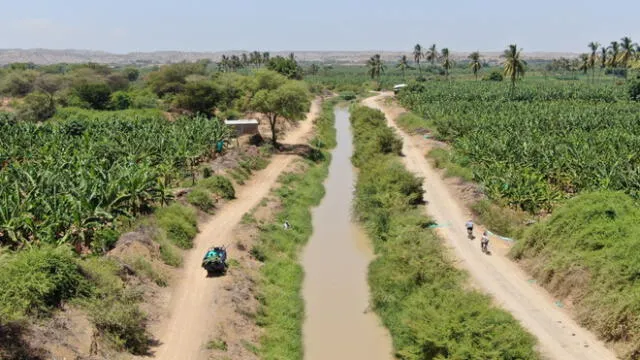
top-left (608, 41), bottom-right (620, 68)
top-left (426, 44), bottom-right (438, 65)
top-left (619, 36), bottom-right (635, 69)
top-left (588, 42), bottom-right (599, 82)
top-left (468, 51), bottom-right (482, 80)
top-left (396, 55), bottom-right (413, 81)
top-left (502, 44), bottom-right (527, 91)
top-left (600, 46), bottom-right (607, 69)
top-left (578, 54), bottom-right (589, 75)
top-left (367, 54), bottom-right (386, 86)
top-left (413, 44), bottom-right (423, 74)
top-left (441, 48), bottom-right (453, 79)
top-left (218, 55), bottom-right (229, 72)
top-left (262, 52), bottom-right (270, 63)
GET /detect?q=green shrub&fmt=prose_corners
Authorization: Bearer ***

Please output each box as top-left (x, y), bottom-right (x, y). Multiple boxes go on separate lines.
top-left (129, 257), bottom-right (167, 287)
top-left (350, 105), bottom-right (403, 166)
top-left (510, 191), bottom-right (640, 356)
top-left (471, 199), bottom-right (526, 239)
top-left (16, 91), bottom-right (56, 122)
top-left (483, 70), bottom-right (504, 81)
top-left (629, 79), bottom-right (640, 101)
top-left (91, 227), bottom-right (120, 255)
top-left (340, 91), bottom-right (357, 100)
top-left (207, 338), bottom-right (228, 351)
top-left (0, 245), bottom-right (86, 323)
top-left (155, 233), bottom-right (183, 267)
top-left (428, 147), bottom-right (450, 168)
top-left (156, 204), bottom-right (198, 249)
top-left (395, 112), bottom-right (430, 133)
top-left (202, 166), bottom-right (213, 178)
top-left (444, 162), bottom-right (474, 181)
top-left (187, 188), bottom-right (215, 212)
top-left (88, 297), bottom-right (151, 354)
top-left (80, 256), bottom-right (152, 355)
top-left (78, 257), bottom-right (123, 298)
top-left (239, 154), bottom-right (268, 171)
top-left (199, 175), bottom-right (235, 199)
top-left (74, 82), bottom-right (112, 110)
top-left (110, 91), bottom-right (132, 110)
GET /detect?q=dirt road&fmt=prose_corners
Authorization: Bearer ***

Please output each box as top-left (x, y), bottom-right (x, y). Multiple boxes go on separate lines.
top-left (153, 100), bottom-right (320, 360)
top-left (363, 93), bottom-right (618, 360)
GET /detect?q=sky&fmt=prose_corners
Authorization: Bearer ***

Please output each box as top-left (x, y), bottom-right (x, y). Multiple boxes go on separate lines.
top-left (0, 0), bottom-right (638, 54)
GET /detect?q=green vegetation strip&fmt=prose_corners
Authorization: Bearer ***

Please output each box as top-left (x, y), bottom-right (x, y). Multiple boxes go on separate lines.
top-left (512, 191), bottom-right (640, 358)
top-left (253, 100), bottom-right (336, 360)
top-left (350, 105), bottom-right (539, 359)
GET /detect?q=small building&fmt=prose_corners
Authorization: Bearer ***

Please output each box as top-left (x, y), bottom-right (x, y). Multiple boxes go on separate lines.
top-left (224, 119), bottom-right (259, 136)
top-left (393, 84), bottom-right (407, 94)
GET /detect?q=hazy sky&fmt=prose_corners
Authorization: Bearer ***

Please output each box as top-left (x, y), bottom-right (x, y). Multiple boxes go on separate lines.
top-left (1, 0), bottom-right (637, 53)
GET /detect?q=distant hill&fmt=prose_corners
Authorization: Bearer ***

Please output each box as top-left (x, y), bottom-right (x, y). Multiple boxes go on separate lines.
top-left (0, 49), bottom-right (578, 66)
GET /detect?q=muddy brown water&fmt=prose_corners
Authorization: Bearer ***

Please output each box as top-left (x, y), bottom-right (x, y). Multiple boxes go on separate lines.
top-left (301, 107), bottom-right (393, 360)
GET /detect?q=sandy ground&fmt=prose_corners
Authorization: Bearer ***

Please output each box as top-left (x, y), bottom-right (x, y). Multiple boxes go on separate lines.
top-left (363, 93), bottom-right (618, 360)
top-left (151, 99), bottom-right (320, 360)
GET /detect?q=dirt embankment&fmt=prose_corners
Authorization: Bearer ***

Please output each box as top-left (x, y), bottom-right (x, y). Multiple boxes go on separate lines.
top-left (363, 93), bottom-right (618, 360)
top-left (151, 99), bottom-right (319, 360)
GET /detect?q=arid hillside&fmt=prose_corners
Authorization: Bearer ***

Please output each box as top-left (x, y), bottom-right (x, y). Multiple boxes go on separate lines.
top-left (0, 48), bottom-right (578, 65)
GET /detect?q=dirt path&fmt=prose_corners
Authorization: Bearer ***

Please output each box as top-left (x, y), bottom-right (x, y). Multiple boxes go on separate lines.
top-left (152, 100), bottom-right (320, 360)
top-left (363, 93), bottom-right (618, 360)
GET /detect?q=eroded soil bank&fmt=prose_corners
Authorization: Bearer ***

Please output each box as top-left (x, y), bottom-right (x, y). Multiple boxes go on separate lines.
top-left (301, 107), bottom-right (392, 360)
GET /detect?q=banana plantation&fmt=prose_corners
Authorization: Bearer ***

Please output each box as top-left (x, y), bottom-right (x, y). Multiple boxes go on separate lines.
top-left (399, 81), bottom-right (640, 212)
top-left (0, 110), bottom-right (231, 248)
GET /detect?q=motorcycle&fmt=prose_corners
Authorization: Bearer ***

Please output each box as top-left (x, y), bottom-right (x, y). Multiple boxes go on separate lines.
top-left (202, 246), bottom-right (228, 277)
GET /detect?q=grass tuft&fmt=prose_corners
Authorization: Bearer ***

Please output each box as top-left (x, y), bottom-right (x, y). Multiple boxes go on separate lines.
top-left (155, 204), bottom-right (198, 249)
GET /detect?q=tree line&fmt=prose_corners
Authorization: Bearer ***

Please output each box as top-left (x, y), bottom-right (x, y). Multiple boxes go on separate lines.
top-left (0, 53), bottom-right (307, 134)
top-left (367, 43), bottom-right (526, 88)
top-left (366, 36), bottom-right (638, 89)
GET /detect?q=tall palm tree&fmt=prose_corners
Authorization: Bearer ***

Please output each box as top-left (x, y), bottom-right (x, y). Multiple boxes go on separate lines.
top-left (588, 42), bottom-right (600, 82)
top-left (367, 54), bottom-right (386, 85)
top-left (218, 55), bottom-right (229, 72)
top-left (468, 51), bottom-right (482, 80)
top-left (413, 44), bottom-right (423, 74)
top-left (578, 53), bottom-right (589, 74)
top-left (502, 44), bottom-right (527, 91)
top-left (600, 46), bottom-right (607, 69)
top-left (608, 41), bottom-right (620, 68)
top-left (619, 36), bottom-right (635, 69)
top-left (441, 48), bottom-right (453, 79)
top-left (426, 44), bottom-right (438, 65)
top-left (396, 55), bottom-right (413, 81)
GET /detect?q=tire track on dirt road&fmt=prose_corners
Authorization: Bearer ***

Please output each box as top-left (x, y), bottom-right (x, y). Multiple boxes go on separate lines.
top-left (152, 99), bottom-right (320, 360)
top-left (363, 93), bottom-right (617, 360)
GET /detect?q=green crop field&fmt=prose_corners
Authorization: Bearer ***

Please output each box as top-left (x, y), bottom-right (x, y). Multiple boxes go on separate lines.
top-left (0, 109), bottom-right (231, 248)
top-left (399, 80), bottom-right (640, 212)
